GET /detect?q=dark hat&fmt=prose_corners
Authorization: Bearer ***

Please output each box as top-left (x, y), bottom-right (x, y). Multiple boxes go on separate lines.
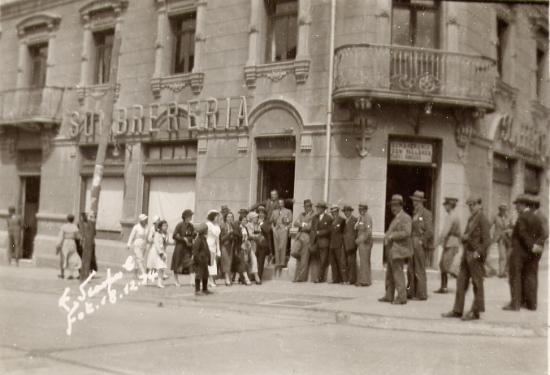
top-left (257, 205), bottom-right (266, 213)
top-left (466, 196), bottom-right (482, 205)
top-left (358, 201), bottom-right (369, 209)
top-left (389, 194), bottom-right (404, 205)
top-left (315, 201), bottom-right (328, 209)
top-left (443, 197), bottom-right (458, 205)
top-left (330, 204), bottom-right (339, 211)
top-left (303, 199), bottom-right (312, 206)
top-left (410, 191), bottom-right (426, 201)
top-left (238, 208), bottom-right (249, 214)
top-left (196, 223), bottom-right (208, 234)
top-left (343, 204), bottom-right (354, 211)
top-left (498, 204), bottom-right (508, 210)
top-left (182, 209), bottom-right (194, 218)
top-left (221, 205), bottom-right (229, 212)
top-left (513, 194), bottom-right (530, 205)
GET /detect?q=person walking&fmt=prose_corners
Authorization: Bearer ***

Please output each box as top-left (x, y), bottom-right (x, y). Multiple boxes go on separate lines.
top-left (502, 195), bottom-right (545, 311)
top-left (246, 211), bottom-right (263, 284)
top-left (193, 223), bottom-right (213, 296)
top-left (443, 196), bottom-right (491, 321)
top-left (355, 202), bottom-right (373, 287)
top-left (434, 197), bottom-right (462, 293)
top-left (6, 206), bottom-right (23, 266)
top-left (256, 206), bottom-right (272, 281)
top-left (206, 210), bottom-right (221, 288)
top-left (491, 204), bottom-right (513, 278)
top-left (237, 216), bottom-right (253, 285)
top-left (407, 191), bottom-right (433, 301)
top-left (220, 211), bottom-right (238, 286)
top-left (56, 214), bottom-right (82, 280)
top-left (171, 210), bottom-right (195, 287)
top-left (146, 215), bottom-right (161, 274)
top-left (379, 195), bottom-right (412, 304)
top-left (271, 198), bottom-right (292, 278)
top-left (293, 199), bottom-right (315, 282)
top-left (329, 205), bottom-right (346, 284)
top-left (311, 201), bottom-right (332, 283)
top-left (147, 220), bottom-right (171, 288)
top-left (126, 214), bottom-right (149, 279)
top-left (342, 205), bottom-right (358, 285)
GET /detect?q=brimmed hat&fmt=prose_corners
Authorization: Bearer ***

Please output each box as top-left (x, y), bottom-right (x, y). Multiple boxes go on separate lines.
top-left (207, 209), bottom-right (220, 216)
top-left (410, 191), bottom-right (426, 201)
top-left (443, 197), bottom-right (458, 205)
top-left (196, 223), bottom-right (208, 234)
top-left (498, 204), bottom-right (508, 210)
top-left (358, 201), bottom-right (369, 209)
top-left (343, 204), bottom-right (354, 211)
top-left (238, 208), bottom-right (249, 215)
top-left (220, 205), bottom-right (229, 212)
top-left (513, 194), bottom-right (530, 205)
top-left (182, 209), bottom-right (194, 218)
top-left (315, 201), bottom-right (328, 209)
top-left (257, 205), bottom-right (266, 213)
top-left (152, 215), bottom-right (160, 223)
top-left (303, 199), bottom-right (312, 206)
top-left (247, 211), bottom-right (258, 220)
top-left (138, 213), bottom-right (148, 221)
top-left (330, 204), bottom-right (339, 211)
top-left (389, 194), bottom-right (404, 205)
top-left (466, 196), bottom-right (482, 205)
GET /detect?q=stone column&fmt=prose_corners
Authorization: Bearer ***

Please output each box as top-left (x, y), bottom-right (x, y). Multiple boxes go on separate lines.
top-left (193, 0), bottom-right (207, 73)
top-left (296, 0), bottom-right (311, 61)
top-left (16, 41), bottom-right (28, 88)
top-left (153, 4), bottom-right (169, 78)
top-left (45, 34), bottom-right (55, 87)
top-left (246, 0), bottom-right (261, 67)
top-left (79, 20), bottom-right (93, 86)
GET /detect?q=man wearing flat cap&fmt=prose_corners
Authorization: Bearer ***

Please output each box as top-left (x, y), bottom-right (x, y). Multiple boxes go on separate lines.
top-left (503, 194), bottom-right (545, 311)
top-left (329, 205), bottom-right (347, 284)
top-left (355, 202), bottom-right (373, 286)
top-left (490, 204), bottom-right (513, 278)
top-left (293, 199), bottom-right (315, 282)
top-left (311, 201), bottom-right (332, 283)
top-left (6, 206), bottom-right (23, 266)
top-left (380, 195), bottom-right (412, 304)
top-left (443, 195), bottom-right (490, 320)
top-left (435, 197), bottom-right (461, 293)
top-left (342, 205), bottom-right (358, 285)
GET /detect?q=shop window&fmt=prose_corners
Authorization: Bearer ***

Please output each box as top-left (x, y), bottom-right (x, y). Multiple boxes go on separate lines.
top-left (524, 164), bottom-right (541, 195)
top-left (492, 154), bottom-right (514, 186)
top-left (171, 12), bottom-right (196, 74)
top-left (93, 29), bottom-right (114, 84)
top-left (391, 0), bottom-right (440, 49)
top-left (265, 0), bottom-right (298, 63)
top-left (29, 43), bottom-right (48, 88)
top-left (145, 142), bottom-right (198, 161)
top-left (496, 18), bottom-right (510, 78)
top-left (83, 177), bottom-right (124, 232)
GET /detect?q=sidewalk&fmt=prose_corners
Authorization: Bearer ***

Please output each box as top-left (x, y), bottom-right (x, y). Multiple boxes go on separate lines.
top-left (0, 262), bottom-right (546, 338)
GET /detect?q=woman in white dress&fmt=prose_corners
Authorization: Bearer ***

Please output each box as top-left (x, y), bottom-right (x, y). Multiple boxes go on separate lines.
top-left (206, 210), bottom-right (221, 288)
top-left (126, 213), bottom-right (148, 278)
top-left (147, 220), bottom-right (170, 288)
top-left (56, 214), bottom-right (82, 280)
top-left (246, 212), bottom-right (262, 285)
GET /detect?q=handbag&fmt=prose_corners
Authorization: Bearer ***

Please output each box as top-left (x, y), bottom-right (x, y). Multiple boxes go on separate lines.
top-left (290, 234), bottom-right (303, 260)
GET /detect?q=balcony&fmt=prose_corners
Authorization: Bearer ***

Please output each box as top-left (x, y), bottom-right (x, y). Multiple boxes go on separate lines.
top-left (333, 44), bottom-right (497, 111)
top-left (0, 86), bottom-right (66, 125)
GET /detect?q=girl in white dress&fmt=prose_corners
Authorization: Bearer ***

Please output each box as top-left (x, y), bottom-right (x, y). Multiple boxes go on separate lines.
top-left (126, 213), bottom-right (148, 278)
top-left (147, 220), bottom-right (170, 288)
top-left (206, 210), bottom-right (221, 288)
top-left (56, 215), bottom-right (82, 280)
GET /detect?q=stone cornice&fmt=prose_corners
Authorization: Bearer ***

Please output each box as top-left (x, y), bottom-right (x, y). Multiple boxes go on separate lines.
top-left (1, 0), bottom-right (74, 21)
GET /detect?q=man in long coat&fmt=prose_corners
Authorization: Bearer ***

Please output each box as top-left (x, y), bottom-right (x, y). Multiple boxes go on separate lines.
top-left (342, 205), bottom-right (358, 285)
top-left (443, 196), bottom-right (491, 321)
top-left (329, 205), bottom-right (346, 283)
top-left (379, 195), bottom-right (412, 305)
top-left (407, 191), bottom-right (433, 301)
top-left (503, 194), bottom-right (545, 311)
top-left (311, 201), bottom-right (332, 283)
top-left (293, 199), bottom-right (315, 282)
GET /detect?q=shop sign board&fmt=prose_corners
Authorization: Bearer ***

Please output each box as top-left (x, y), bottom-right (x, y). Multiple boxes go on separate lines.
top-left (389, 141), bottom-right (433, 165)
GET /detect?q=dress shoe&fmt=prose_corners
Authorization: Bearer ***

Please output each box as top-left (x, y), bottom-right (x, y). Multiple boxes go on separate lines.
top-left (194, 291), bottom-right (203, 296)
top-left (202, 290), bottom-right (214, 295)
top-left (378, 297), bottom-right (393, 303)
top-left (461, 311), bottom-right (480, 321)
top-left (412, 297), bottom-right (427, 301)
top-left (502, 304), bottom-right (520, 311)
top-left (392, 300), bottom-right (407, 305)
top-left (441, 311), bottom-right (462, 318)
top-left (434, 288), bottom-right (448, 294)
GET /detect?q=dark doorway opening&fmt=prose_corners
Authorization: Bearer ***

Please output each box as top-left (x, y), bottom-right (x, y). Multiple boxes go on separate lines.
top-left (258, 160), bottom-right (295, 209)
top-left (22, 176), bottom-right (40, 259)
top-left (384, 164), bottom-right (435, 230)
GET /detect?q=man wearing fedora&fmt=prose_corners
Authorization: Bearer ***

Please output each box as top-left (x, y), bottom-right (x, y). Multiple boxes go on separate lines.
top-left (293, 199), bottom-right (315, 282)
top-left (380, 195), bottom-right (412, 304)
top-left (342, 205), bottom-right (358, 285)
top-left (407, 191), bottom-right (433, 301)
top-left (443, 196), bottom-right (491, 321)
top-left (491, 204), bottom-right (513, 278)
top-left (311, 201), bottom-right (332, 283)
top-left (329, 204), bottom-right (347, 284)
top-left (435, 197), bottom-right (462, 293)
top-left (503, 194), bottom-right (545, 311)
top-left (355, 202), bottom-right (373, 286)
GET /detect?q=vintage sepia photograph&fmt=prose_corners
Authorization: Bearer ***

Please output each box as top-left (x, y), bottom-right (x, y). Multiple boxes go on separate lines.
top-left (0, 0), bottom-right (548, 374)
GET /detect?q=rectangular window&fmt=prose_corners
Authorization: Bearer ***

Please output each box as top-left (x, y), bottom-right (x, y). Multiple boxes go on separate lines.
top-left (391, 0), bottom-right (439, 48)
top-left (496, 18), bottom-right (509, 77)
top-left (524, 164), bottom-right (541, 195)
top-left (171, 13), bottom-right (196, 74)
top-left (265, 0), bottom-right (298, 63)
top-left (84, 177), bottom-right (124, 232)
top-left (492, 154), bottom-right (514, 186)
top-left (28, 43), bottom-right (48, 88)
top-left (93, 29), bottom-right (115, 84)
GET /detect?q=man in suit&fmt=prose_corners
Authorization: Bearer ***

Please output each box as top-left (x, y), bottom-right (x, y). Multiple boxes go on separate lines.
top-left (329, 205), bottom-right (346, 284)
top-left (503, 194), bottom-right (545, 311)
top-left (256, 206), bottom-right (272, 281)
top-left (293, 199), bottom-right (315, 282)
top-left (491, 204), bottom-right (513, 278)
top-left (271, 198), bottom-right (292, 278)
top-left (311, 201), bottom-right (332, 283)
top-left (7, 206), bottom-right (23, 266)
top-left (443, 196), bottom-right (491, 321)
top-left (407, 191), bottom-right (433, 301)
top-left (342, 205), bottom-right (358, 285)
top-left (379, 195), bottom-right (413, 305)
top-left (435, 197), bottom-right (461, 293)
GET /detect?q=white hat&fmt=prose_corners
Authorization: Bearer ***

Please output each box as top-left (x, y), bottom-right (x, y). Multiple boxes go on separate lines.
top-left (152, 215), bottom-right (160, 223)
top-left (138, 213), bottom-right (148, 221)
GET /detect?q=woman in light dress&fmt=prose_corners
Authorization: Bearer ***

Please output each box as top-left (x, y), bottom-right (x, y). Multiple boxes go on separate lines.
top-left (246, 212), bottom-right (262, 285)
top-left (147, 220), bottom-right (172, 288)
top-left (206, 210), bottom-right (221, 288)
top-left (56, 214), bottom-right (82, 280)
top-left (126, 213), bottom-right (148, 279)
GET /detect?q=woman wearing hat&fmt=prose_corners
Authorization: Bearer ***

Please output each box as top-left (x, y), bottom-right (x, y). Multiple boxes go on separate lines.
top-left (127, 214), bottom-right (149, 279)
top-left (246, 211), bottom-right (262, 284)
top-left (206, 210), bottom-right (222, 287)
top-left (171, 209), bottom-right (196, 287)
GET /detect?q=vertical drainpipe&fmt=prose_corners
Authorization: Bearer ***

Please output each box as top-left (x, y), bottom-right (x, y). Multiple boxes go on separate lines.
top-left (323, 0), bottom-right (336, 202)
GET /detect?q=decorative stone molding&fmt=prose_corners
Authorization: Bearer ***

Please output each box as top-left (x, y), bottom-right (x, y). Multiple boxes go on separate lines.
top-left (237, 135), bottom-right (249, 153)
top-left (197, 138), bottom-right (207, 154)
top-left (244, 59), bottom-right (311, 89)
top-left (79, 0), bottom-right (128, 22)
top-left (493, 79), bottom-right (518, 109)
top-left (76, 83), bottom-right (121, 103)
top-left (351, 98), bottom-right (377, 158)
top-left (495, 4), bottom-right (516, 24)
top-left (150, 72), bottom-right (205, 99)
top-left (300, 133), bottom-right (313, 152)
top-left (16, 13), bottom-right (61, 37)
top-left (453, 109), bottom-right (476, 160)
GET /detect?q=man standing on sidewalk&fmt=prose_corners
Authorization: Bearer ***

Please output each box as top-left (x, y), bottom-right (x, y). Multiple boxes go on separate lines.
top-left (503, 195), bottom-right (545, 311)
top-left (7, 206), bottom-right (23, 266)
top-left (329, 205), bottom-right (346, 284)
top-left (342, 205), bottom-right (358, 285)
top-left (435, 197), bottom-right (461, 294)
top-left (443, 196), bottom-right (491, 321)
top-left (491, 204), bottom-right (513, 278)
top-left (379, 195), bottom-right (412, 305)
top-left (293, 199), bottom-right (315, 282)
top-left (407, 191), bottom-right (433, 301)
top-left (311, 201), bottom-right (332, 283)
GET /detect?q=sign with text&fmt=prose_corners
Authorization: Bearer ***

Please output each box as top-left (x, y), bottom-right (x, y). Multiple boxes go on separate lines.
top-left (389, 141), bottom-right (434, 164)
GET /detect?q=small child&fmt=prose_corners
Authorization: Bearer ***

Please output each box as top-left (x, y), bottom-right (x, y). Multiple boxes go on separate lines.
top-left (193, 223), bottom-right (213, 296)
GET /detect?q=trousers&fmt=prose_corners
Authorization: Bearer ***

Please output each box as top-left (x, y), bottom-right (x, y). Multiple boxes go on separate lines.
top-left (195, 276), bottom-right (209, 292)
top-left (385, 258), bottom-right (407, 303)
top-left (318, 246), bottom-right (329, 282)
top-left (452, 252), bottom-right (485, 314)
top-left (329, 245), bottom-right (347, 283)
top-left (256, 245), bottom-right (268, 280)
top-left (509, 250), bottom-right (540, 310)
top-left (497, 238), bottom-right (511, 276)
top-left (345, 250), bottom-right (357, 285)
top-left (407, 238), bottom-right (427, 299)
top-left (8, 231), bottom-right (22, 262)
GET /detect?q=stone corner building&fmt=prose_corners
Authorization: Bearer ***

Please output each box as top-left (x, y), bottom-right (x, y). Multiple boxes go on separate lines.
top-left (0, 0), bottom-right (548, 269)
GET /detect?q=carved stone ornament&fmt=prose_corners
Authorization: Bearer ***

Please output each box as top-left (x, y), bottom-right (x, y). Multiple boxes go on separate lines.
top-left (244, 60), bottom-right (311, 89)
top-left (300, 133), bottom-right (313, 152)
top-left (453, 109), bottom-right (475, 160)
top-left (197, 138), bottom-right (207, 154)
top-left (77, 83), bottom-right (121, 104)
top-left (352, 98), bottom-right (377, 158)
top-left (16, 13), bottom-right (61, 37)
top-left (237, 135), bottom-right (249, 153)
top-left (150, 72), bottom-right (205, 99)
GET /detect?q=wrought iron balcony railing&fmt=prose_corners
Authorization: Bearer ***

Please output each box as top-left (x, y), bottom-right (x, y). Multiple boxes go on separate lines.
top-left (333, 44), bottom-right (497, 110)
top-left (0, 86), bottom-right (66, 125)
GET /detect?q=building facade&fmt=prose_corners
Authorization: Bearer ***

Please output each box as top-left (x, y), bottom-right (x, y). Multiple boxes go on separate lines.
top-left (0, 0), bottom-right (548, 269)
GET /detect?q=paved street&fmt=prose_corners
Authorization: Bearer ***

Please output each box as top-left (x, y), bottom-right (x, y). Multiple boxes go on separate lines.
top-left (0, 263), bottom-right (547, 375)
